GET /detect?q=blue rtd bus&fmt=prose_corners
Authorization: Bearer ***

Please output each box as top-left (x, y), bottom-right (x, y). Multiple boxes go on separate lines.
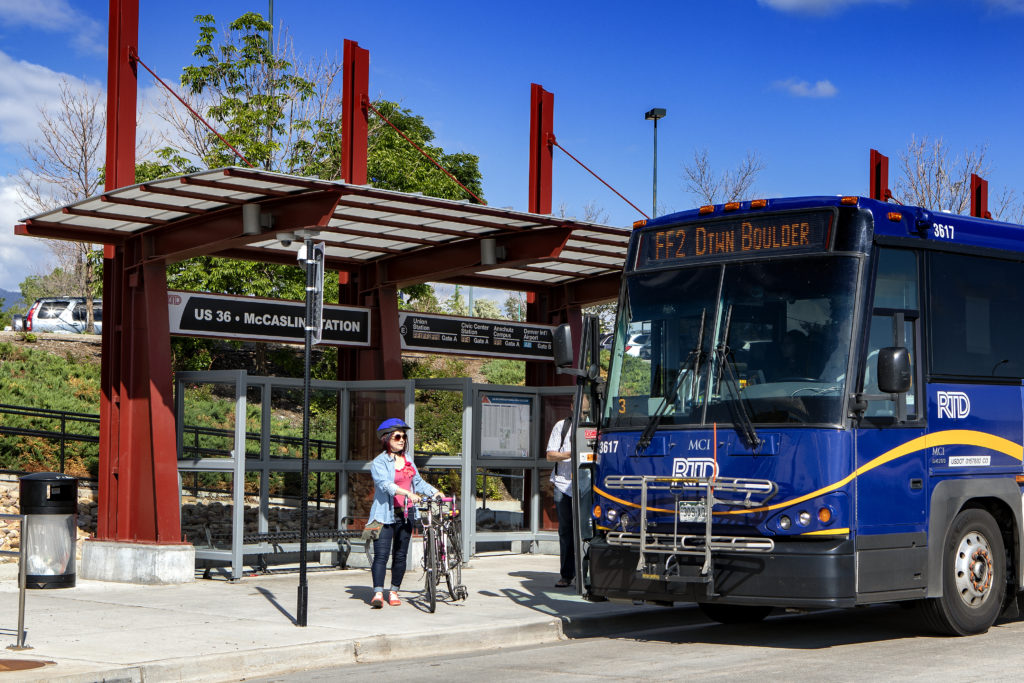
top-left (561, 195), bottom-right (1024, 636)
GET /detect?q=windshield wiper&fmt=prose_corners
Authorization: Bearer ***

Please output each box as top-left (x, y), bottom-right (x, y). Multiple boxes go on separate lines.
top-left (713, 305), bottom-right (761, 450)
top-left (636, 309), bottom-right (706, 454)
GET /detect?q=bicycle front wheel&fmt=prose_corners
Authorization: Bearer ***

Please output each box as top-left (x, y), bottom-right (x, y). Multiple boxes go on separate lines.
top-left (445, 523), bottom-right (464, 601)
top-left (423, 527), bottom-right (437, 613)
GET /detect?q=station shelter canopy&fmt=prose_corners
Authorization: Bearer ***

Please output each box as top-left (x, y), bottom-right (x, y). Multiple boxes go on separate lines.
top-left (19, 167), bottom-right (632, 294)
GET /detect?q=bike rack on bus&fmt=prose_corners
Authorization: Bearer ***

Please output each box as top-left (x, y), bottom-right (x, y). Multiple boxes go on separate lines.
top-left (603, 475), bottom-right (777, 595)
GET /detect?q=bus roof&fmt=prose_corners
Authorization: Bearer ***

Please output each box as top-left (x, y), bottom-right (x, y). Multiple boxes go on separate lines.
top-left (643, 196), bottom-right (1024, 256)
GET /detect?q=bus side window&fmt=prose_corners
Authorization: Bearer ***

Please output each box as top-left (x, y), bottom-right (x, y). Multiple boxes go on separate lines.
top-left (863, 249), bottom-right (918, 422)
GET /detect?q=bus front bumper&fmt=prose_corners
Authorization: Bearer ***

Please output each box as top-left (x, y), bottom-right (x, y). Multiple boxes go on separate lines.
top-left (587, 535), bottom-right (857, 608)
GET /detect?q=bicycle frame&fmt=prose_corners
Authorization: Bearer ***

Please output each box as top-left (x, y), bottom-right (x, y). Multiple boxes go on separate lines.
top-left (417, 496), bottom-right (467, 611)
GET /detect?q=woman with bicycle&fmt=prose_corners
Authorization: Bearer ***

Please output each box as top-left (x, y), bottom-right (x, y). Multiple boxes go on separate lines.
top-left (368, 418), bottom-right (441, 609)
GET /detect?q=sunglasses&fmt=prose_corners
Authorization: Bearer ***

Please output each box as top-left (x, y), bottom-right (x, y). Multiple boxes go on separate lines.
top-left (390, 433), bottom-right (407, 441)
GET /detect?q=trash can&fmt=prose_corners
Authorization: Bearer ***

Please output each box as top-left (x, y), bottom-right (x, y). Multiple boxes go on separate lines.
top-left (19, 472), bottom-right (78, 589)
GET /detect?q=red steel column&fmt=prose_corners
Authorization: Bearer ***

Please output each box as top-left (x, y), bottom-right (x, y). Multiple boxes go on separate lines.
top-left (100, 0), bottom-right (181, 542)
top-left (341, 39), bottom-right (369, 185)
top-left (528, 84), bottom-right (554, 215)
top-left (869, 149), bottom-right (889, 202)
top-left (971, 174), bottom-right (990, 219)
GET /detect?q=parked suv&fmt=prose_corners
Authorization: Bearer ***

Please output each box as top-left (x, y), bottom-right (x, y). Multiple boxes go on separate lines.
top-left (25, 297), bottom-right (102, 334)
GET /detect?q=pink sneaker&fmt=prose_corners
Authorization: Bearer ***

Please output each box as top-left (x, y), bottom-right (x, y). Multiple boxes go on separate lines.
top-left (387, 593), bottom-right (402, 606)
top-left (370, 592), bottom-right (384, 609)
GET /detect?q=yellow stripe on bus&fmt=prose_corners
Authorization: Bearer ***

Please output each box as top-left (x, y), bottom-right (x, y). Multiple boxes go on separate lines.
top-left (593, 429), bottom-right (1023, 518)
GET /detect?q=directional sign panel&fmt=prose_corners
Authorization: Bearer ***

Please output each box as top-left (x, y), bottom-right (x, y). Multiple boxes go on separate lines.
top-left (398, 312), bottom-right (554, 360)
top-left (168, 290), bottom-right (371, 347)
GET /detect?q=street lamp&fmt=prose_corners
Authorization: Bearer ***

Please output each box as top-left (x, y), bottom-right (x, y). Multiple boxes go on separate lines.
top-left (644, 108), bottom-right (666, 218)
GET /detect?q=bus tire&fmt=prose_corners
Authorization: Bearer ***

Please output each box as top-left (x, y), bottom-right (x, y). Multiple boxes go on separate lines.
top-left (919, 508), bottom-right (1005, 636)
top-left (698, 603), bottom-right (773, 624)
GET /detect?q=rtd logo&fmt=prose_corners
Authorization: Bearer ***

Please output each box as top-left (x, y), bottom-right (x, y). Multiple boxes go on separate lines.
top-left (672, 457), bottom-right (719, 479)
top-left (937, 391), bottom-right (971, 420)
top-left (167, 294), bottom-right (182, 306)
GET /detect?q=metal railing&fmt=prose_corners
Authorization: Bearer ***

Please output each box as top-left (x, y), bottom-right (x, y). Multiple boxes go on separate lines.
top-left (0, 403), bottom-right (99, 474)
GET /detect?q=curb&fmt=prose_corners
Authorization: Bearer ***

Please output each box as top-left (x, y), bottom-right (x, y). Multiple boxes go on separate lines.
top-left (26, 605), bottom-right (697, 682)
top-left (30, 618), bottom-right (565, 683)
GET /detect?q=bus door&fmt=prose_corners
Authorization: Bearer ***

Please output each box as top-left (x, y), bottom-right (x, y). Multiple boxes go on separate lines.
top-left (854, 248), bottom-right (927, 593)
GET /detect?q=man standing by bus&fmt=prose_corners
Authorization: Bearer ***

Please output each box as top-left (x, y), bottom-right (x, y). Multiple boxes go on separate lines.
top-left (546, 402), bottom-right (580, 588)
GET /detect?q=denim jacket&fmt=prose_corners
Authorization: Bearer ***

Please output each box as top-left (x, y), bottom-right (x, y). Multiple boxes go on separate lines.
top-left (368, 451), bottom-right (439, 524)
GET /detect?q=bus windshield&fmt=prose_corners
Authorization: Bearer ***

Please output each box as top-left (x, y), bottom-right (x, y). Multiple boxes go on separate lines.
top-left (603, 255), bottom-right (860, 430)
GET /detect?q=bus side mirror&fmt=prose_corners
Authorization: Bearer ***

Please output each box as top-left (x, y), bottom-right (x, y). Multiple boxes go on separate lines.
top-left (877, 346), bottom-right (911, 394)
top-left (553, 324), bottom-right (574, 368)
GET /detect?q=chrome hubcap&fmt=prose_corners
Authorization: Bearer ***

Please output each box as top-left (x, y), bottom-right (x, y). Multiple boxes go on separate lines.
top-left (954, 530), bottom-right (993, 607)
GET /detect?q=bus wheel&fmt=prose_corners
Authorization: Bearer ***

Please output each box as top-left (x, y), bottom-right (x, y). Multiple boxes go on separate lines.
top-left (920, 508), bottom-right (1005, 636)
top-left (698, 603), bottom-right (773, 624)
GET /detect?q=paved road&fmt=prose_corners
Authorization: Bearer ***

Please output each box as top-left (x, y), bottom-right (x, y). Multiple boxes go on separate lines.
top-left (251, 603), bottom-right (1024, 682)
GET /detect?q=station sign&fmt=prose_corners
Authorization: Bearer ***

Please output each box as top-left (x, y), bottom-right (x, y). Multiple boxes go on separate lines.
top-left (167, 290), bottom-right (371, 347)
top-left (398, 312), bottom-right (555, 360)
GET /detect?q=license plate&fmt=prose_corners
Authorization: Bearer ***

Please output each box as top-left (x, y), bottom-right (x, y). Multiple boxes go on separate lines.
top-left (678, 500), bottom-right (706, 523)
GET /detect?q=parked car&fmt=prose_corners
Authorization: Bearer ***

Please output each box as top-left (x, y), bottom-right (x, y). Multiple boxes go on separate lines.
top-left (25, 297), bottom-right (102, 334)
top-left (624, 333), bottom-right (650, 357)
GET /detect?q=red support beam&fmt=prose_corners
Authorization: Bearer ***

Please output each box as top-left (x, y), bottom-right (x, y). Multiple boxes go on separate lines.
top-left (971, 173), bottom-right (991, 219)
top-left (869, 149), bottom-right (889, 202)
top-left (341, 39), bottom-right (369, 185)
top-left (105, 0), bottom-right (137, 194)
top-left (98, 0), bottom-right (184, 545)
top-left (528, 84), bottom-right (554, 215)
top-left (380, 228), bottom-right (571, 287)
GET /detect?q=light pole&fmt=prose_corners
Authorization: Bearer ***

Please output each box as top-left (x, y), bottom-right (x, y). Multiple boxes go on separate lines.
top-left (644, 108), bottom-right (666, 218)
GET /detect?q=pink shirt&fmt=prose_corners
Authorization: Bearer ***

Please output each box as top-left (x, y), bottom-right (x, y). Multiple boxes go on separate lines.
top-left (394, 458), bottom-right (416, 508)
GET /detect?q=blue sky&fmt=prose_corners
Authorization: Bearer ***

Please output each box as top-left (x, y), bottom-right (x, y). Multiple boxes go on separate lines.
top-left (2, 0), bottom-right (1024, 292)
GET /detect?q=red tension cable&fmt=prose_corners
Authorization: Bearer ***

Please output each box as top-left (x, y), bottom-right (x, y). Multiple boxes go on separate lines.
top-left (364, 100), bottom-right (485, 205)
top-left (131, 49), bottom-right (256, 169)
top-left (550, 138), bottom-right (649, 219)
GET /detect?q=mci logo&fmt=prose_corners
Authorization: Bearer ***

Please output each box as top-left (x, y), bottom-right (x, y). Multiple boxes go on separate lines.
top-left (672, 457), bottom-right (719, 478)
top-left (937, 391), bottom-right (971, 420)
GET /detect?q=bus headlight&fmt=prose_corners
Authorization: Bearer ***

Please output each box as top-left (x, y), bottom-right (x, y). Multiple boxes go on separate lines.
top-left (798, 511), bottom-right (812, 526)
top-left (606, 508), bottom-right (618, 523)
top-left (779, 515), bottom-right (792, 530)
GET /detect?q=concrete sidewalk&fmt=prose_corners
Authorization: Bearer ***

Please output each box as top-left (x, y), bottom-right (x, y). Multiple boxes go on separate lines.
top-left (0, 553), bottom-right (692, 682)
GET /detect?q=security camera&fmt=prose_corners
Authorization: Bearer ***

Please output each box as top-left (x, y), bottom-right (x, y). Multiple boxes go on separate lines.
top-left (276, 232), bottom-right (296, 247)
top-left (279, 238), bottom-right (292, 247)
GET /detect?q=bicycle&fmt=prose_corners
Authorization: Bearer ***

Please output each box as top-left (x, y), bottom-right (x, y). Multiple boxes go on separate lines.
top-left (418, 496), bottom-right (468, 612)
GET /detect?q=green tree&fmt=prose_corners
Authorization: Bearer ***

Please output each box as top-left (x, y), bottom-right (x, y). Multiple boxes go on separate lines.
top-left (181, 12), bottom-right (315, 170)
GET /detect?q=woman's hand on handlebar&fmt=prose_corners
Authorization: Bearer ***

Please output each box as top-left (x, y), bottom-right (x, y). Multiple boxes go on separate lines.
top-left (407, 492), bottom-right (423, 505)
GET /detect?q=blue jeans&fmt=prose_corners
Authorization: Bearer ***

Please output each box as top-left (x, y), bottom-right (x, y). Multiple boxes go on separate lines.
top-left (371, 517), bottom-right (413, 591)
top-left (554, 488), bottom-right (575, 581)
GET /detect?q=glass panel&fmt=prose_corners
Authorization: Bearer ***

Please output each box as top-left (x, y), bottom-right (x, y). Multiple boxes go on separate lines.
top-left (416, 465), bottom-right (461, 505)
top-left (348, 471), bottom-right (375, 523)
top-left (414, 388), bottom-right (463, 457)
top-left (539, 474), bottom-right (557, 532)
top-left (605, 256), bottom-right (859, 429)
top-left (179, 382), bottom-right (240, 459)
top-left (930, 252), bottom-right (1024, 377)
top-left (348, 389), bottom-right (406, 461)
top-left (604, 266), bottom-right (719, 428)
top-left (874, 249), bottom-right (918, 309)
top-left (479, 393), bottom-right (532, 458)
top-left (475, 467), bottom-right (526, 532)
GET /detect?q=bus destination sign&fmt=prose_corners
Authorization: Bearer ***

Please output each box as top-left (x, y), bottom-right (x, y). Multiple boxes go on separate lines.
top-left (398, 312), bottom-right (555, 361)
top-left (636, 210), bottom-right (833, 268)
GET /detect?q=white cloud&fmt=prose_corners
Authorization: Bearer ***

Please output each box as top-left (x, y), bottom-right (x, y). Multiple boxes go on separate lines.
top-left (0, 0), bottom-right (104, 55)
top-left (982, 0), bottom-right (1024, 13)
top-left (773, 78), bottom-right (838, 98)
top-left (0, 179), bottom-right (56, 291)
top-left (757, 0), bottom-right (905, 14)
top-left (0, 50), bottom-right (101, 151)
